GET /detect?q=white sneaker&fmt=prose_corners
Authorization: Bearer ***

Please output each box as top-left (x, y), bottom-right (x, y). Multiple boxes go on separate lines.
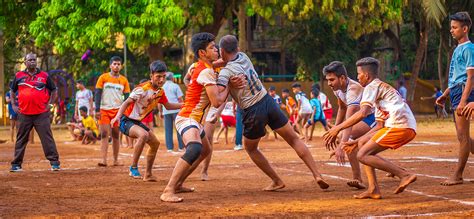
top-left (234, 144), bottom-right (243, 151)
top-left (167, 150), bottom-right (173, 153)
top-left (178, 149), bottom-right (184, 152)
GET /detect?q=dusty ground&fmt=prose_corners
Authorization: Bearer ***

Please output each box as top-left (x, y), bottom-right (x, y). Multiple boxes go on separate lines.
top-left (0, 117), bottom-right (473, 217)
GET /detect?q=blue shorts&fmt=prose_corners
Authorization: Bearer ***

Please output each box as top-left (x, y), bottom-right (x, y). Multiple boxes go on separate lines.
top-left (362, 113), bottom-right (376, 128)
top-left (119, 116), bottom-right (150, 136)
top-left (307, 117), bottom-right (327, 127)
top-left (449, 83), bottom-right (474, 110)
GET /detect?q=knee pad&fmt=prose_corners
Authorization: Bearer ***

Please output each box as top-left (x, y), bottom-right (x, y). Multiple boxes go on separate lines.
top-left (181, 141), bottom-right (202, 165)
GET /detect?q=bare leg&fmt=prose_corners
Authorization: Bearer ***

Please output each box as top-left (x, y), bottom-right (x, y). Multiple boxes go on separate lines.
top-left (244, 137), bottom-right (285, 191)
top-left (111, 126), bottom-right (121, 165)
top-left (346, 121), bottom-right (371, 189)
top-left (128, 125), bottom-right (150, 172)
top-left (275, 122), bottom-right (329, 189)
top-left (354, 164), bottom-right (381, 199)
top-left (224, 126), bottom-right (229, 144)
top-left (310, 120), bottom-right (316, 140)
top-left (161, 128), bottom-right (209, 202)
top-left (144, 131), bottom-right (160, 182)
top-left (98, 124), bottom-right (110, 166)
top-left (10, 120), bottom-right (16, 143)
top-left (357, 140), bottom-right (416, 194)
top-left (441, 113), bottom-right (472, 186)
top-left (214, 124), bottom-right (225, 143)
top-left (201, 122), bottom-right (216, 181)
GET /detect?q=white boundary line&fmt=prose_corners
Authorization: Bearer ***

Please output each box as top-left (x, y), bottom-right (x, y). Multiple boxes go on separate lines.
top-left (275, 167), bottom-right (474, 208)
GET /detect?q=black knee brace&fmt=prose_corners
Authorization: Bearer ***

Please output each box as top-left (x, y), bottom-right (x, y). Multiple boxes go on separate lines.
top-left (182, 141), bottom-right (202, 165)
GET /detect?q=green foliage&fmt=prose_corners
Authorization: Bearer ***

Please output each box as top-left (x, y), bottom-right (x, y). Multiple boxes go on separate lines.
top-left (276, 17), bottom-right (358, 82)
top-left (248, 0), bottom-right (406, 38)
top-left (30, 0), bottom-right (186, 54)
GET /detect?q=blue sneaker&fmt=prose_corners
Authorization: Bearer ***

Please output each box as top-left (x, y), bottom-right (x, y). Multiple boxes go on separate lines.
top-left (129, 166), bottom-right (141, 179)
top-left (10, 165), bottom-right (22, 172)
top-left (51, 164), bottom-right (60, 171)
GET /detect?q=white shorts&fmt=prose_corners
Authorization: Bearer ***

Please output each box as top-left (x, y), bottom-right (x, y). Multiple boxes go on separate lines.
top-left (205, 107), bottom-right (219, 122)
top-left (175, 115), bottom-right (205, 137)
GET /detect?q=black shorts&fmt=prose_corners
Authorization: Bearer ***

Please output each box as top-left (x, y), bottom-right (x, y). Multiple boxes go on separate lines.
top-left (242, 94), bottom-right (289, 139)
top-left (119, 116), bottom-right (150, 136)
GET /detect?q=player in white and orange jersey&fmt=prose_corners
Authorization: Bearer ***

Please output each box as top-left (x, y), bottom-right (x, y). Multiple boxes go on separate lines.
top-left (324, 57), bottom-right (417, 199)
top-left (111, 60), bottom-right (182, 182)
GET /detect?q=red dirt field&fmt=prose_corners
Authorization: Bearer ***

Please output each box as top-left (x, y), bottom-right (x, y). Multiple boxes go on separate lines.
top-left (0, 117), bottom-right (473, 217)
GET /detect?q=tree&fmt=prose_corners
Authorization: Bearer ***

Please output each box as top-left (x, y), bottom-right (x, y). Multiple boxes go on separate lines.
top-left (30, 0), bottom-right (186, 62)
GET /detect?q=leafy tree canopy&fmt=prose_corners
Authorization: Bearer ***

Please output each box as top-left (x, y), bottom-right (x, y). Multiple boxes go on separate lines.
top-left (30, 0), bottom-right (186, 54)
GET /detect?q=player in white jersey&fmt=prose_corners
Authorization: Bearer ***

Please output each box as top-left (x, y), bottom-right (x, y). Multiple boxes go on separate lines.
top-left (323, 61), bottom-right (376, 190)
top-left (324, 57), bottom-right (417, 199)
top-left (217, 35), bottom-right (329, 191)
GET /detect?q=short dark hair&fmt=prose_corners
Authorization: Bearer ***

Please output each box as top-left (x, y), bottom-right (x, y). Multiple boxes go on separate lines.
top-left (323, 61), bottom-right (348, 77)
top-left (268, 85), bottom-right (276, 91)
top-left (79, 106), bottom-right (88, 113)
top-left (450, 12), bottom-right (472, 30)
top-left (312, 83), bottom-right (320, 90)
top-left (311, 88), bottom-right (320, 98)
top-left (191, 32), bottom-right (215, 58)
top-left (291, 82), bottom-right (302, 88)
top-left (282, 88), bottom-right (290, 93)
top-left (356, 57), bottom-right (380, 76)
top-left (109, 56), bottom-right (122, 65)
top-left (219, 35), bottom-right (238, 53)
top-left (149, 60), bottom-right (167, 73)
top-left (76, 80), bottom-right (84, 85)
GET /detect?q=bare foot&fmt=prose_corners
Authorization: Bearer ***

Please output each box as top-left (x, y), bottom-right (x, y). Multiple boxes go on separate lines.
top-left (160, 193), bottom-right (183, 203)
top-left (201, 172), bottom-right (209, 181)
top-left (143, 175), bottom-right (157, 182)
top-left (347, 180), bottom-right (366, 189)
top-left (316, 178), bottom-right (330, 189)
top-left (97, 162), bottom-right (107, 167)
top-left (440, 178), bottom-right (463, 186)
top-left (113, 161), bottom-right (123, 166)
top-left (354, 190), bottom-right (382, 199)
top-left (386, 172), bottom-right (395, 178)
top-left (263, 181), bottom-right (286, 191)
top-left (176, 186), bottom-right (195, 193)
top-left (394, 174), bottom-right (417, 194)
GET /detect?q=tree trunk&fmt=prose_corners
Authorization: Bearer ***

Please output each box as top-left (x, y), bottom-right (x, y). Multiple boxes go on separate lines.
top-left (238, 2), bottom-right (248, 53)
top-left (0, 30), bottom-right (5, 123)
top-left (383, 28), bottom-right (403, 62)
top-left (147, 43), bottom-right (164, 63)
top-left (407, 22), bottom-right (429, 105)
top-left (437, 33), bottom-right (446, 91)
top-left (199, 0), bottom-right (228, 36)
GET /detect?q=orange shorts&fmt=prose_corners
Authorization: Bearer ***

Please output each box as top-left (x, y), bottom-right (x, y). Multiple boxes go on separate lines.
top-left (371, 127), bottom-right (416, 149)
top-left (99, 109), bottom-right (119, 127)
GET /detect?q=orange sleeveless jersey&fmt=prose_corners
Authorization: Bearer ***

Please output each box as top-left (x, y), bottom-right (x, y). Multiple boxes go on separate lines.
top-left (178, 60), bottom-right (217, 122)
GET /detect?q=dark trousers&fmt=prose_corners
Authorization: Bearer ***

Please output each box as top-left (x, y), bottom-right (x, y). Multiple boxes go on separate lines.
top-left (164, 113), bottom-right (184, 150)
top-left (11, 111), bottom-right (60, 166)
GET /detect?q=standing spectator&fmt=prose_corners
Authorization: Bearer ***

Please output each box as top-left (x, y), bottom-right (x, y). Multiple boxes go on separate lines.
top-left (75, 80), bottom-right (93, 121)
top-left (161, 71), bottom-right (184, 152)
top-left (6, 83), bottom-right (18, 143)
top-left (398, 80), bottom-right (408, 100)
top-left (312, 83), bottom-right (333, 124)
top-left (234, 106), bottom-right (244, 151)
top-left (9, 52), bottom-right (60, 172)
top-left (421, 86), bottom-right (448, 118)
top-left (95, 56), bottom-right (130, 167)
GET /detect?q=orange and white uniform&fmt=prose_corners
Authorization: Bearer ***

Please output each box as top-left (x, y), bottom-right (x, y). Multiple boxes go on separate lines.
top-left (95, 72), bottom-right (130, 126)
top-left (123, 81), bottom-right (168, 121)
top-left (360, 78), bottom-right (416, 149)
top-left (176, 60), bottom-right (217, 135)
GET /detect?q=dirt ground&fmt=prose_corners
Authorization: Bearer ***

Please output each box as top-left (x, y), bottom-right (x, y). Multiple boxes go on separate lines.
top-left (0, 117), bottom-right (473, 217)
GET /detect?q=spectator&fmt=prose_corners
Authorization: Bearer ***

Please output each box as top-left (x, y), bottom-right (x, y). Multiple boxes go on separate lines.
top-left (75, 80), bottom-right (93, 121)
top-left (398, 80), bottom-right (408, 100)
top-left (161, 71), bottom-right (184, 152)
top-left (10, 52), bottom-right (60, 172)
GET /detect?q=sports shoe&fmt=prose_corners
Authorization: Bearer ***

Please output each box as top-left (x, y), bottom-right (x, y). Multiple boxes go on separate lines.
top-left (167, 149), bottom-right (173, 153)
top-left (234, 144), bottom-right (243, 151)
top-left (10, 165), bottom-right (23, 172)
top-left (51, 164), bottom-right (60, 171)
top-left (129, 166), bottom-right (141, 179)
